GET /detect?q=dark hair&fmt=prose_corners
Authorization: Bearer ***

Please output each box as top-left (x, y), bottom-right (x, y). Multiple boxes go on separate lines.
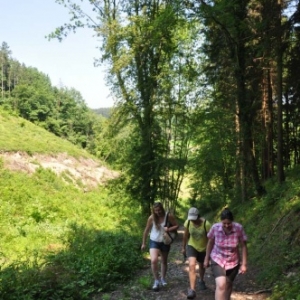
top-left (220, 208), bottom-right (234, 221)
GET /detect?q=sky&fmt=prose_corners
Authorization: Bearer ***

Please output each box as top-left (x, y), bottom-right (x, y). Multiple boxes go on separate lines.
top-left (0, 0), bottom-right (113, 108)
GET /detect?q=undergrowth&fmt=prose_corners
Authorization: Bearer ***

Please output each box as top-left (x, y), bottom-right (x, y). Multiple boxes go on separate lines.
top-left (232, 166), bottom-right (300, 300)
top-left (0, 165), bottom-right (144, 299)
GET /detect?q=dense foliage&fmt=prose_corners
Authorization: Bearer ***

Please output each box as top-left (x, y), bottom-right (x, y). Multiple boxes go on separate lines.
top-left (238, 166), bottom-right (300, 299)
top-left (47, 0), bottom-right (300, 214)
top-left (0, 41), bottom-right (106, 153)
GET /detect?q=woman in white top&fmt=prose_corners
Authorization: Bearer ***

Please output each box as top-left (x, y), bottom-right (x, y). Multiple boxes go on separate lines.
top-left (141, 202), bottom-right (179, 291)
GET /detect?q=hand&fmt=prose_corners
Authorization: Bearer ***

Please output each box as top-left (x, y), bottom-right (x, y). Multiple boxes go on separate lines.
top-left (141, 244), bottom-right (146, 251)
top-left (239, 264), bottom-right (247, 274)
top-left (164, 226), bottom-right (169, 232)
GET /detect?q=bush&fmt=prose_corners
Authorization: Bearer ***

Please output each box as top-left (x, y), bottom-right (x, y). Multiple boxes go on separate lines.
top-left (271, 275), bottom-right (300, 300)
top-left (0, 225), bottom-right (144, 299)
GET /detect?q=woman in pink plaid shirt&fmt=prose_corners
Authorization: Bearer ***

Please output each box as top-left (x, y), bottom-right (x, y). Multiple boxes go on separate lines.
top-left (203, 208), bottom-right (248, 300)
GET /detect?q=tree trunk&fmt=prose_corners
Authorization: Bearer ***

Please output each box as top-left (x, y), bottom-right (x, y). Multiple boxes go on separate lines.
top-left (261, 68), bottom-right (274, 180)
top-left (276, 0), bottom-right (285, 183)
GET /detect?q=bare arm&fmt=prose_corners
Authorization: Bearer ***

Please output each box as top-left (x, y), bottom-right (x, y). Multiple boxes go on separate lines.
top-left (181, 227), bottom-right (189, 255)
top-left (141, 216), bottom-right (153, 250)
top-left (203, 238), bottom-right (214, 268)
top-left (164, 213), bottom-right (179, 233)
top-left (239, 240), bottom-right (248, 274)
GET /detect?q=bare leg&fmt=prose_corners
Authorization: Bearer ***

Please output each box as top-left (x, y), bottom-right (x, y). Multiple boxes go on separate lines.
top-left (225, 278), bottom-right (233, 300)
top-left (198, 262), bottom-right (205, 281)
top-left (215, 276), bottom-right (227, 300)
top-left (160, 251), bottom-right (169, 280)
top-left (188, 256), bottom-right (197, 290)
top-left (150, 248), bottom-right (160, 280)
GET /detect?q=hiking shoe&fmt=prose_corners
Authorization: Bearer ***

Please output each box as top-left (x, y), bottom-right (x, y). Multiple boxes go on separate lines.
top-left (198, 280), bottom-right (207, 290)
top-left (152, 280), bottom-right (160, 291)
top-left (187, 289), bottom-right (196, 299)
top-left (160, 278), bottom-right (167, 286)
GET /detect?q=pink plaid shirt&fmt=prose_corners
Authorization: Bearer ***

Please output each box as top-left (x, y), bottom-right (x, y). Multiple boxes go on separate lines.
top-left (207, 222), bottom-right (247, 270)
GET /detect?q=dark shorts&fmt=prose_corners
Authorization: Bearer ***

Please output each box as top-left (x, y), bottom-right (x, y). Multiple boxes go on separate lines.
top-left (186, 245), bottom-right (206, 263)
top-left (149, 239), bottom-right (171, 252)
top-left (210, 260), bottom-right (239, 282)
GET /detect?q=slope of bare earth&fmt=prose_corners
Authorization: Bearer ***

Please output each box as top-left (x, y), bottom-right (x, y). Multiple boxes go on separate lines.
top-left (95, 227), bottom-right (272, 300)
top-left (0, 151), bottom-right (119, 189)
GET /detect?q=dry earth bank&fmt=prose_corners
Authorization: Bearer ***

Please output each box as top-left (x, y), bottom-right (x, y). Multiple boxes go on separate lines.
top-left (0, 151), bottom-right (119, 189)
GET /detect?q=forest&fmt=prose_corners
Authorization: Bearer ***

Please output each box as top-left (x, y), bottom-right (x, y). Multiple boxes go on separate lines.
top-left (1, 0), bottom-right (300, 299)
top-left (3, 0), bottom-right (299, 213)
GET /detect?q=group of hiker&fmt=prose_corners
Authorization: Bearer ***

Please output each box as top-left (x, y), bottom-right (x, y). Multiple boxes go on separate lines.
top-left (141, 203), bottom-right (248, 300)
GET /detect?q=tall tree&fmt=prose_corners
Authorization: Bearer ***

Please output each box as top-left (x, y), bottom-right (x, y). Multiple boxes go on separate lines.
top-left (0, 42), bottom-right (12, 101)
top-left (51, 0), bottom-right (198, 214)
top-left (191, 0), bottom-right (266, 201)
top-left (275, 0), bottom-right (285, 183)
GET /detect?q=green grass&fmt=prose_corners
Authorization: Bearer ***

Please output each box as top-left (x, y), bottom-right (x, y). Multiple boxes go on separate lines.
top-left (0, 109), bottom-right (92, 157)
top-left (0, 162), bottom-right (144, 299)
top-left (0, 109), bottom-right (145, 299)
top-left (230, 166), bottom-right (300, 300)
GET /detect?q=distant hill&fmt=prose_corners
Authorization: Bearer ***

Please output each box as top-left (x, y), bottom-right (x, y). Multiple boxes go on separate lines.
top-left (92, 107), bottom-right (112, 118)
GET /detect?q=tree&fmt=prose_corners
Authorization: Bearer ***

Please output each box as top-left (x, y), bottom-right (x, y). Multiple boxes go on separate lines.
top-left (189, 0), bottom-right (266, 202)
top-left (51, 0), bottom-right (198, 214)
top-left (0, 42), bottom-right (12, 101)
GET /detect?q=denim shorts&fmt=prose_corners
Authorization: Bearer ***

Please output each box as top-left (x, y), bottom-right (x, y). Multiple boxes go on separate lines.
top-left (149, 239), bottom-right (171, 252)
top-left (210, 259), bottom-right (239, 282)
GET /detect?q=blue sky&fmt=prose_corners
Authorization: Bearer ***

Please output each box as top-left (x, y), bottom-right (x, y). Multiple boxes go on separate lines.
top-left (0, 0), bottom-right (113, 108)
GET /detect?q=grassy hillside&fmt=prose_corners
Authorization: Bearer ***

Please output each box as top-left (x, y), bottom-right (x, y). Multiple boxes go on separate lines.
top-left (198, 166), bottom-right (300, 300)
top-left (179, 166), bottom-right (300, 298)
top-left (239, 168), bottom-right (300, 300)
top-left (0, 109), bottom-right (144, 299)
top-left (0, 109), bottom-right (93, 157)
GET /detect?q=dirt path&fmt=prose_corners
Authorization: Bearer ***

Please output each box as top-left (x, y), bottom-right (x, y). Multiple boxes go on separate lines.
top-left (95, 227), bottom-right (272, 300)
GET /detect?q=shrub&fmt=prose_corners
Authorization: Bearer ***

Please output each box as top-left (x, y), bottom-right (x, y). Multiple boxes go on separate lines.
top-left (0, 225), bottom-right (144, 299)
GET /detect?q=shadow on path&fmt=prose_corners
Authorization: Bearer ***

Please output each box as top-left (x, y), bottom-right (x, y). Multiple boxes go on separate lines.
top-left (95, 226), bottom-right (272, 300)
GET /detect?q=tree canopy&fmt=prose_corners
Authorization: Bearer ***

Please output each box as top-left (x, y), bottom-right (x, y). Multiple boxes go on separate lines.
top-left (3, 0), bottom-right (300, 212)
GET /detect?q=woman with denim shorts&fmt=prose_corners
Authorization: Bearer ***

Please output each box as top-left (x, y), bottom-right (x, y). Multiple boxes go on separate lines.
top-left (141, 202), bottom-right (179, 291)
top-left (204, 208), bottom-right (248, 300)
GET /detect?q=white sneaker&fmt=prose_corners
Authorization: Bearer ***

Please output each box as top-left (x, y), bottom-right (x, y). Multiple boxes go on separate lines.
top-left (160, 278), bottom-right (167, 286)
top-left (152, 280), bottom-right (160, 291)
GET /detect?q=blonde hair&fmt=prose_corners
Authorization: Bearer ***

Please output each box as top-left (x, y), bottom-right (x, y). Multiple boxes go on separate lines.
top-left (152, 202), bottom-right (166, 230)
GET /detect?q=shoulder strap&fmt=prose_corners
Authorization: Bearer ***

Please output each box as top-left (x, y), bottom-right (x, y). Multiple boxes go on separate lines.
top-left (188, 218), bottom-right (207, 238)
top-left (187, 220), bottom-right (191, 239)
top-left (164, 211), bottom-right (169, 227)
top-left (188, 218), bottom-right (207, 233)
